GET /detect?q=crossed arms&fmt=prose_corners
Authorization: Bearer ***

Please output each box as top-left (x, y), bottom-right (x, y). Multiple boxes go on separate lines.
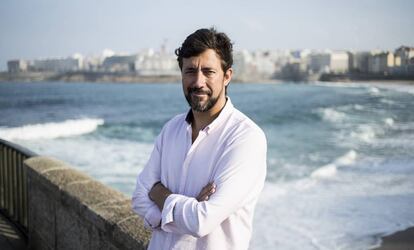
top-left (131, 129), bottom-right (266, 238)
top-left (149, 182), bottom-right (216, 210)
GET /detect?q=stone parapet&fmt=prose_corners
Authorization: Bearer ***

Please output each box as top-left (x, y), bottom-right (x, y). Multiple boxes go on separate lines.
top-left (24, 156), bottom-right (150, 250)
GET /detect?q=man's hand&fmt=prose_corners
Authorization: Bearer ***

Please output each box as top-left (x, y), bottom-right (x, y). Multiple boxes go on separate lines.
top-left (149, 182), bottom-right (172, 211)
top-left (149, 182), bottom-right (216, 211)
top-left (196, 183), bottom-right (216, 201)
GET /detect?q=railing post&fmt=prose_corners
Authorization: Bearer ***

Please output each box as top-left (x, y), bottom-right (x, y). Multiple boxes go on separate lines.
top-left (22, 155), bottom-right (28, 228)
top-left (0, 144), bottom-right (4, 208)
top-left (0, 139), bottom-right (37, 237)
top-left (12, 149), bottom-right (18, 220)
top-left (6, 147), bottom-right (12, 215)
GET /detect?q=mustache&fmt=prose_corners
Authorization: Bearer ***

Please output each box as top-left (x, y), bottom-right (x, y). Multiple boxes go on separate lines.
top-left (188, 87), bottom-right (212, 96)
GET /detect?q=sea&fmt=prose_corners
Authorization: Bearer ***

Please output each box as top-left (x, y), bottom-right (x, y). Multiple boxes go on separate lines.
top-left (1, 81), bottom-right (413, 250)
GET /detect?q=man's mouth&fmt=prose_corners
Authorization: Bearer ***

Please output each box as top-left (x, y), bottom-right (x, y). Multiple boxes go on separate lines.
top-left (192, 92), bottom-right (208, 97)
top-left (189, 89), bottom-right (211, 97)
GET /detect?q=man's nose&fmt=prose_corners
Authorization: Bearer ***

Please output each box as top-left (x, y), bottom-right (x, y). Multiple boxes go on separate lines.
top-left (193, 70), bottom-right (206, 88)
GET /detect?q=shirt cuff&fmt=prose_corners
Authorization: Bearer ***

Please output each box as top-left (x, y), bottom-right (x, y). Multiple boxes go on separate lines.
top-left (144, 205), bottom-right (162, 229)
top-left (161, 194), bottom-right (186, 232)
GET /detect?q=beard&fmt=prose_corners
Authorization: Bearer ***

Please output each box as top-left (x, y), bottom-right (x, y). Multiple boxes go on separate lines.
top-left (185, 87), bottom-right (221, 112)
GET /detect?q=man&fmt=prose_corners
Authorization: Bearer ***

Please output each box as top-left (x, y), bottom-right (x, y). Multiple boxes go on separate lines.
top-left (132, 28), bottom-right (267, 250)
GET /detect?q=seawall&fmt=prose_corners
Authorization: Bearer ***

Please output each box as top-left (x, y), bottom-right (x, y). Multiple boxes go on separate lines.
top-left (24, 156), bottom-right (150, 250)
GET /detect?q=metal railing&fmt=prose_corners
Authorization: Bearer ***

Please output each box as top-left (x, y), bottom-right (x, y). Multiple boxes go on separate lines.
top-left (0, 138), bottom-right (37, 237)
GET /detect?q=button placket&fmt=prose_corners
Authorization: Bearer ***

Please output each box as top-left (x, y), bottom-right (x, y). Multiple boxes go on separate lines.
top-left (178, 131), bottom-right (207, 193)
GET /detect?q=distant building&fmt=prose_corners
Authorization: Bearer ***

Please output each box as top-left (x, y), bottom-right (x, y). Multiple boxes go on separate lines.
top-left (102, 55), bottom-right (137, 72)
top-left (31, 56), bottom-right (83, 72)
top-left (135, 49), bottom-right (179, 76)
top-left (280, 60), bottom-right (308, 81)
top-left (82, 56), bottom-right (102, 71)
top-left (329, 51), bottom-right (349, 73)
top-left (368, 51), bottom-right (394, 74)
top-left (233, 50), bottom-right (254, 81)
top-left (252, 50), bottom-right (276, 77)
top-left (7, 60), bottom-right (28, 73)
top-left (309, 52), bottom-right (331, 73)
top-left (394, 46), bottom-right (414, 66)
top-left (233, 50), bottom-right (276, 81)
top-left (391, 46), bottom-right (414, 76)
top-left (272, 50), bottom-right (295, 75)
top-left (348, 51), bottom-right (370, 73)
top-left (309, 51), bottom-right (349, 74)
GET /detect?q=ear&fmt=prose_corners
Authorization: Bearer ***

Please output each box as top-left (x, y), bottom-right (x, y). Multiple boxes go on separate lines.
top-left (224, 68), bottom-right (233, 87)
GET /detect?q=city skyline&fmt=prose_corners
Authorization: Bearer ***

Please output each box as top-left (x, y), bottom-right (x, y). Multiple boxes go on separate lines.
top-left (1, 0), bottom-right (414, 71)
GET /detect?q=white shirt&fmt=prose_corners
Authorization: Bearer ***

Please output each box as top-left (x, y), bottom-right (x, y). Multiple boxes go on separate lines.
top-left (132, 98), bottom-right (267, 250)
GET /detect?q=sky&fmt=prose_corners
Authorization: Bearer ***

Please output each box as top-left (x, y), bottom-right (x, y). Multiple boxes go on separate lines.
top-left (1, 0), bottom-right (413, 71)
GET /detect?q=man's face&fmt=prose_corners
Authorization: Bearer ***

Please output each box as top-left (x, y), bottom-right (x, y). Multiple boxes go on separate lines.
top-left (182, 49), bottom-right (232, 113)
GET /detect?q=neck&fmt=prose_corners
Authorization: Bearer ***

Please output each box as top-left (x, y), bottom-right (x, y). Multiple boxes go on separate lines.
top-left (192, 96), bottom-right (226, 134)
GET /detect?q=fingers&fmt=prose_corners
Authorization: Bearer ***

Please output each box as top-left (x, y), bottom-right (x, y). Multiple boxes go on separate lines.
top-left (196, 183), bottom-right (216, 201)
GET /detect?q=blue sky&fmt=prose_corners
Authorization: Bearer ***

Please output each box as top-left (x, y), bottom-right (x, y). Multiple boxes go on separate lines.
top-left (1, 0), bottom-right (413, 71)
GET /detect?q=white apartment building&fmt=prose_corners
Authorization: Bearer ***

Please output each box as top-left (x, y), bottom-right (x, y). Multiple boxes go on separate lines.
top-left (31, 56), bottom-right (83, 72)
top-left (309, 51), bottom-right (349, 74)
top-left (135, 49), bottom-right (180, 76)
top-left (368, 51), bottom-right (394, 74)
top-left (7, 60), bottom-right (28, 73)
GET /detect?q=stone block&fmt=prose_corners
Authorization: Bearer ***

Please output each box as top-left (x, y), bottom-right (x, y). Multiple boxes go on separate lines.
top-left (24, 156), bottom-right (151, 250)
top-left (28, 174), bottom-right (56, 249)
top-left (55, 205), bottom-right (90, 250)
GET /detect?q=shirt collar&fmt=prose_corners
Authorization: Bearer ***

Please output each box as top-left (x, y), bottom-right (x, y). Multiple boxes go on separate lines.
top-left (185, 97), bottom-right (234, 134)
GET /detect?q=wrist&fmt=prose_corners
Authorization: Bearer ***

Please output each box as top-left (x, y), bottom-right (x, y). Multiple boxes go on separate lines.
top-left (149, 182), bottom-right (172, 210)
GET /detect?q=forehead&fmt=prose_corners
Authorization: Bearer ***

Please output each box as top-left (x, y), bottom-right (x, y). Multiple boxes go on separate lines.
top-left (182, 49), bottom-right (222, 69)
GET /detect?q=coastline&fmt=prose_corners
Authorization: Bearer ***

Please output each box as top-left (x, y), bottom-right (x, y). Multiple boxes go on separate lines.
top-left (375, 227), bottom-right (414, 250)
top-left (1, 71), bottom-right (413, 85)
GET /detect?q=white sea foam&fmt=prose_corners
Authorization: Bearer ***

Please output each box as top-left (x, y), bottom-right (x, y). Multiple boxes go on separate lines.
top-left (16, 136), bottom-right (153, 195)
top-left (311, 82), bottom-right (366, 89)
top-left (353, 104), bottom-right (364, 110)
top-left (252, 157), bottom-right (414, 250)
top-left (0, 118), bottom-right (104, 141)
top-left (311, 150), bottom-right (357, 179)
top-left (384, 118), bottom-right (394, 127)
top-left (373, 83), bottom-right (414, 96)
top-left (318, 108), bottom-right (347, 123)
top-left (391, 122), bottom-right (414, 131)
top-left (380, 99), bottom-right (396, 105)
top-left (350, 124), bottom-right (377, 143)
top-left (369, 87), bottom-right (380, 95)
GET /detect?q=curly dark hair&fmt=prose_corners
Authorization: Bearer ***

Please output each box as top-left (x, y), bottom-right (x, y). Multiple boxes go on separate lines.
top-left (175, 28), bottom-right (233, 73)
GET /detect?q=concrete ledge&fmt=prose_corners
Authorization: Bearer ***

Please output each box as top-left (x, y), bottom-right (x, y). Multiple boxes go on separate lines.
top-left (24, 156), bottom-right (150, 250)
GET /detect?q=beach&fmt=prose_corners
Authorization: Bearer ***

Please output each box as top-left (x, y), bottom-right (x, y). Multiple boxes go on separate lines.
top-left (376, 227), bottom-right (414, 250)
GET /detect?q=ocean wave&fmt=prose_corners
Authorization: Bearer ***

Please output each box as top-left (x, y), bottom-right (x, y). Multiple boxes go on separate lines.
top-left (311, 150), bottom-right (357, 178)
top-left (380, 99), bottom-right (396, 105)
top-left (350, 124), bottom-right (378, 143)
top-left (390, 122), bottom-right (414, 131)
top-left (316, 107), bottom-right (347, 123)
top-left (372, 83), bottom-right (414, 96)
top-left (369, 87), bottom-right (381, 95)
top-left (310, 82), bottom-right (366, 89)
top-left (254, 160), bottom-right (414, 250)
top-left (384, 118), bottom-right (394, 127)
top-left (16, 136), bottom-right (153, 195)
top-left (0, 118), bottom-right (104, 141)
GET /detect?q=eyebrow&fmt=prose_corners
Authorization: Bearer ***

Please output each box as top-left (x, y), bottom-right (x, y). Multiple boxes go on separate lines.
top-left (183, 66), bottom-right (215, 71)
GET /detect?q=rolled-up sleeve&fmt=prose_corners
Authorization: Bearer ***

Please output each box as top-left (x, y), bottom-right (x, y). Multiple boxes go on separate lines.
top-left (160, 129), bottom-right (267, 238)
top-left (131, 134), bottom-right (163, 229)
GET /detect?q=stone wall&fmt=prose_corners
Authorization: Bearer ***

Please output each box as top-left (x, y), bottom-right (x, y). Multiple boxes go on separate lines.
top-left (24, 156), bottom-right (151, 250)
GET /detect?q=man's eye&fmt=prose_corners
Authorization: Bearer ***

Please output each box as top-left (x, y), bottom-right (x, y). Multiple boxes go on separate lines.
top-left (205, 70), bottom-right (215, 76)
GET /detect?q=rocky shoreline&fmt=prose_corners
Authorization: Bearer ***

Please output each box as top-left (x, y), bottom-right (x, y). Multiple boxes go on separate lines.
top-left (1, 71), bottom-right (413, 85)
top-left (375, 227), bottom-right (414, 250)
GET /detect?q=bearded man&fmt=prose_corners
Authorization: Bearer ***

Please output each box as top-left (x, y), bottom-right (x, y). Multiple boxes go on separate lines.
top-left (132, 27), bottom-right (267, 250)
